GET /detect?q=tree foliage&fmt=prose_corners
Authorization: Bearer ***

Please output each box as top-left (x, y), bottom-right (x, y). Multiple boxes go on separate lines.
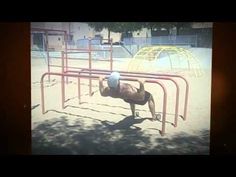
top-left (87, 22), bottom-right (192, 39)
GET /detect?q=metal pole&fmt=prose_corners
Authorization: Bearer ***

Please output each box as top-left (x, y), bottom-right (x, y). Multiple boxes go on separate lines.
top-left (61, 51), bottom-right (64, 73)
top-left (195, 35), bottom-right (198, 47)
top-left (172, 80), bottom-right (180, 127)
top-left (61, 51), bottom-right (65, 109)
top-left (183, 81), bottom-right (189, 121)
top-left (40, 77), bottom-right (45, 114)
top-left (65, 31), bottom-right (69, 84)
top-left (110, 38), bottom-right (113, 70)
top-left (159, 82), bottom-right (167, 136)
top-left (88, 38), bottom-right (92, 96)
top-left (78, 71), bottom-right (81, 104)
top-left (46, 31), bottom-right (50, 82)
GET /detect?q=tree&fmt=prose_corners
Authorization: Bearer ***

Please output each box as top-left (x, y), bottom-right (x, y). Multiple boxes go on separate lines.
top-left (144, 22), bottom-right (173, 35)
top-left (174, 22), bottom-right (192, 35)
top-left (144, 22), bottom-right (192, 36)
top-left (87, 22), bottom-right (145, 42)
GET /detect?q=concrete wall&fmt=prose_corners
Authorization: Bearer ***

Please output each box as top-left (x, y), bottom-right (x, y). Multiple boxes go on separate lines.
top-left (31, 22), bottom-right (152, 43)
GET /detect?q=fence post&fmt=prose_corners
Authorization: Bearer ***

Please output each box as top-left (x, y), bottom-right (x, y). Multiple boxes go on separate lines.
top-left (195, 35), bottom-right (198, 47)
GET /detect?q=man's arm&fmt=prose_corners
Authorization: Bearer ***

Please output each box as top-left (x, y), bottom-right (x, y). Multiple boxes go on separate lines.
top-left (138, 79), bottom-right (145, 93)
top-left (99, 76), bottom-right (110, 97)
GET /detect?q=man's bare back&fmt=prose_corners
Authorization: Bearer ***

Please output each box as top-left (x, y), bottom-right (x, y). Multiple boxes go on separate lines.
top-left (98, 72), bottom-right (158, 121)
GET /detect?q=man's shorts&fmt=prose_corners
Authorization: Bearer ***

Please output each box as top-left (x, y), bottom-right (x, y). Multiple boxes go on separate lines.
top-left (123, 91), bottom-right (151, 105)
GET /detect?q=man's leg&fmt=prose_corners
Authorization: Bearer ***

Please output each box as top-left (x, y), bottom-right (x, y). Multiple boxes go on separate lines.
top-left (148, 95), bottom-right (157, 121)
top-left (130, 103), bottom-right (135, 118)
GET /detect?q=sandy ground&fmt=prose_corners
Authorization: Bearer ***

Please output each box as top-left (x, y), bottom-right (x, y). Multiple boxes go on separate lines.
top-left (31, 49), bottom-right (211, 155)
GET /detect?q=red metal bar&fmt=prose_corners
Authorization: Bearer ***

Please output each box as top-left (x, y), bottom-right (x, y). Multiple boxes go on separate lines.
top-left (48, 64), bottom-right (63, 68)
top-left (50, 56), bottom-right (110, 62)
top-left (45, 31), bottom-right (50, 81)
top-left (91, 49), bottom-right (112, 52)
top-left (78, 77), bottom-right (81, 104)
top-left (62, 75), bottom-right (65, 109)
top-left (66, 48), bottom-right (90, 52)
top-left (88, 39), bottom-right (92, 96)
top-left (79, 68), bottom-right (189, 120)
top-left (61, 51), bottom-right (65, 108)
top-left (40, 72), bottom-right (167, 136)
top-left (67, 48), bottom-right (112, 52)
top-left (61, 51), bottom-right (65, 73)
top-left (65, 31), bottom-right (69, 84)
top-left (62, 39), bottom-right (113, 81)
top-left (63, 31), bottom-right (69, 84)
top-left (49, 64), bottom-right (108, 70)
top-left (40, 77), bottom-right (45, 114)
top-left (110, 38), bottom-right (113, 71)
top-left (68, 70), bottom-right (179, 127)
top-left (64, 51), bottom-right (91, 54)
top-left (155, 81), bottom-right (167, 136)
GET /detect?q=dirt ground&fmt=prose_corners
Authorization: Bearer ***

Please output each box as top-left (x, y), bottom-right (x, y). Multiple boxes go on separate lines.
top-left (31, 50), bottom-right (211, 155)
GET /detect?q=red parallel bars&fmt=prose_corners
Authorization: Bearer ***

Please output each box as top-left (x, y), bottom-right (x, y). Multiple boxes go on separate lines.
top-left (77, 68), bottom-right (189, 121)
top-left (66, 68), bottom-right (188, 121)
top-left (40, 72), bottom-right (167, 136)
top-left (68, 70), bottom-right (180, 127)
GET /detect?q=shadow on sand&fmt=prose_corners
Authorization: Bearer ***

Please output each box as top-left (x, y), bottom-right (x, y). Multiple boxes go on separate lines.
top-left (32, 115), bottom-right (209, 155)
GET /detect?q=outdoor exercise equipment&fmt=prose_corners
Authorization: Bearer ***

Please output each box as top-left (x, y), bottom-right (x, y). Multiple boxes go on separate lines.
top-left (37, 28), bottom-right (190, 136)
top-left (127, 46), bottom-right (204, 77)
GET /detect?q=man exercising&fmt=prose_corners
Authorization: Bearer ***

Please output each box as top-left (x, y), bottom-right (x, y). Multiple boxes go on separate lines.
top-left (99, 72), bottom-right (159, 121)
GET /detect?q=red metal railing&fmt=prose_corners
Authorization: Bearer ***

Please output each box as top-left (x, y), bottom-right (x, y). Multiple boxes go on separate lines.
top-left (31, 28), bottom-right (68, 81)
top-left (66, 70), bottom-right (180, 127)
top-left (40, 72), bottom-right (167, 136)
top-left (60, 50), bottom-right (188, 127)
top-left (63, 39), bottom-right (113, 85)
top-left (64, 68), bottom-right (189, 121)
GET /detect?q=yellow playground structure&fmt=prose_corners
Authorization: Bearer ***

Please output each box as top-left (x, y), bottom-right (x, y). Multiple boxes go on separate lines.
top-left (127, 46), bottom-right (204, 77)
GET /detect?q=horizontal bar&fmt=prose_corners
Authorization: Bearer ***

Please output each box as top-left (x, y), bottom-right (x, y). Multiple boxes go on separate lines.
top-left (67, 70), bottom-right (175, 81)
top-left (49, 56), bottom-right (110, 61)
top-left (66, 48), bottom-right (90, 51)
top-left (64, 51), bottom-right (90, 54)
top-left (66, 48), bottom-right (112, 52)
top-left (90, 49), bottom-right (112, 52)
top-left (48, 64), bottom-right (62, 68)
top-left (80, 68), bottom-right (184, 78)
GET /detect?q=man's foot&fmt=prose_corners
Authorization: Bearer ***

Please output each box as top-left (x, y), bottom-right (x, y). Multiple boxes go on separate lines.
top-left (156, 114), bottom-right (161, 121)
top-left (131, 112), bottom-right (139, 119)
top-left (150, 114), bottom-right (161, 121)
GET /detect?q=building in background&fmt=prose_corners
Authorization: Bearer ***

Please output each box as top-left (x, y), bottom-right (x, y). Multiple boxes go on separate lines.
top-left (31, 22), bottom-right (212, 51)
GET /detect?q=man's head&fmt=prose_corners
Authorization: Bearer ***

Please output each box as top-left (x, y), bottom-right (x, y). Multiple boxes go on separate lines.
top-left (107, 72), bottom-right (120, 89)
